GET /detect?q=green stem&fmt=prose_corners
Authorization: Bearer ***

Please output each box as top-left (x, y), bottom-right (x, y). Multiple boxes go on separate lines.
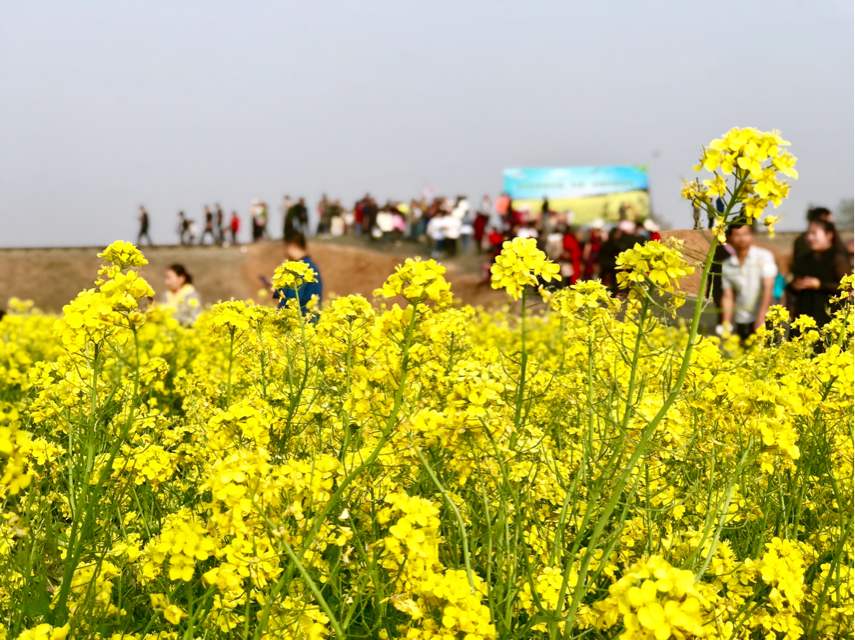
top-left (414, 446), bottom-right (476, 591)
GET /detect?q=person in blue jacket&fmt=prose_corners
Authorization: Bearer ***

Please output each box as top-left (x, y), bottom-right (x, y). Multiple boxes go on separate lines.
top-left (275, 232), bottom-right (323, 316)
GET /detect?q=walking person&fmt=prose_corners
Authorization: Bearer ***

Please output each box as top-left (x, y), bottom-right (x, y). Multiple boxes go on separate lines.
top-left (177, 211), bottom-right (190, 245)
top-left (137, 206), bottom-right (153, 246)
top-left (720, 223), bottom-right (778, 341)
top-left (251, 200), bottom-right (262, 242)
top-left (229, 211), bottom-right (240, 244)
top-left (200, 206), bottom-right (217, 245)
top-left (259, 201), bottom-right (269, 239)
top-left (427, 210), bottom-right (446, 258)
top-left (788, 219), bottom-right (851, 330)
top-left (215, 204), bottom-right (224, 244)
top-left (280, 195), bottom-right (293, 239)
top-left (285, 198), bottom-right (309, 240)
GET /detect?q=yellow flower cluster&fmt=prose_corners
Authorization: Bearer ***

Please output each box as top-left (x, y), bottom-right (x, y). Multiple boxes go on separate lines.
top-left (271, 260), bottom-right (318, 292)
top-left (683, 127), bottom-right (799, 236)
top-left (490, 237), bottom-right (560, 300)
top-left (376, 258), bottom-right (452, 306)
top-left (595, 556), bottom-right (708, 639)
top-left (615, 238), bottom-right (695, 313)
top-left (12, 625), bottom-right (70, 640)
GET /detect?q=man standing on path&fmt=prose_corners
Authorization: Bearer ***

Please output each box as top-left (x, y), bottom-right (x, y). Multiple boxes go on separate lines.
top-left (137, 206), bottom-right (153, 246)
top-left (200, 206), bottom-right (216, 244)
top-left (215, 204), bottom-right (225, 243)
top-left (721, 223), bottom-right (778, 342)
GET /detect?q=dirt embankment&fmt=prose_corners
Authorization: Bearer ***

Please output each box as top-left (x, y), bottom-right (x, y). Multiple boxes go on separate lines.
top-left (0, 241), bottom-right (505, 313)
top-left (3, 231), bottom-right (828, 313)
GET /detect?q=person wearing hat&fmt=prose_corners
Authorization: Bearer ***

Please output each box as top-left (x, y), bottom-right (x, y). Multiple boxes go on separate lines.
top-left (642, 219), bottom-right (661, 241)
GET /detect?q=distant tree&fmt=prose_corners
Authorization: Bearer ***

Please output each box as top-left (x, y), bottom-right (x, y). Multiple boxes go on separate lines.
top-left (837, 199), bottom-right (854, 230)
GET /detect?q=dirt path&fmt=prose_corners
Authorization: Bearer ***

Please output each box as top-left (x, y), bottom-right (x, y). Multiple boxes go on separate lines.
top-left (0, 241), bottom-right (505, 313)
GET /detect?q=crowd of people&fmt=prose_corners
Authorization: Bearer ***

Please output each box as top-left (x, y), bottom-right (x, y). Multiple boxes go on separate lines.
top-left (137, 195), bottom-right (852, 339)
top-left (711, 206), bottom-right (852, 341)
top-left (294, 193), bottom-right (663, 291)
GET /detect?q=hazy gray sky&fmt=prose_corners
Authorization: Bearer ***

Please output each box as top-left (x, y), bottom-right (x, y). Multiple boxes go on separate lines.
top-left (1, 1), bottom-right (852, 247)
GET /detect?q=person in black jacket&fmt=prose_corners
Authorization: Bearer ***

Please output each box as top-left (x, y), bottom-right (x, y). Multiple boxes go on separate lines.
top-left (793, 207), bottom-right (845, 261)
top-left (789, 219), bottom-right (851, 328)
top-left (137, 206), bottom-right (153, 246)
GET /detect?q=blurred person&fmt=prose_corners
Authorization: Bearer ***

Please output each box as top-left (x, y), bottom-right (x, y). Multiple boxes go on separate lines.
top-left (788, 219), bottom-right (851, 329)
top-left (642, 218), bottom-right (661, 241)
top-left (473, 207), bottom-right (488, 254)
top-left (619, 219), bottom-right (644, 247)
top-left (408, 199), bottom-right (426, 242)
top-left (330, 201), bottom-right (346, 237)
top-left (427, 210), bottom-right (446, 258)
top-left (285, 198), bottom-right (308, 239)
top-left (545, 224), bottom-right (564, 260)
top-left (478, 228), bottom-right (506, 285)
top-left (391, 203), bottom-right (406, 243)
top-left (495, 193), bottom-right (510, 216)
top-left (793, 207), bottom-right (844, 261)
top-left (353, 198), bottom-right (365, 236)
top-left (275, 232), bottom-right (323, 317)
top-left (177, 211), bottom-right (190, 245)
top-left (517, 220), bottom-right (538, 240)
top-left (503, 202), bottom-right (522, 234)
top-left (340, 205), bottom-right (355, 235)
top-left (362, 197), bottom-right (378, 237)
top-left (251, 199), bottom-right (262, 242)
top-left (200, 206), bottom-right (216, 244)
top-left (453, 197), bottom-right (472, 252)
top-left (707, 213), bottom-right (736, 326)
top-left (187, 219), bottom-right (199, 244)
top-left (598, 226), bottom-right (624, 292)
top-left (163, 264), bottom-right (201, 326)
top-left (215, 204), bottom-right (224, 243)
top-left (137, 206), bottom-right (153, 246)
top-left (720, 223), bottom-right (777, 341)
top-left (442, 209), bottom-right (462, 257)
top-left (561, 225), bottom-right (583, 285)
top-left (473, 196), bottom-right (491, 253)
top-left (582, 221), bottom-right (605, 280)
top-left (375, 204), bottom-right (394, 244)
top-left (280, 195), bottom-right (293, 237)
top-left (317, 194), bottom-right (333, 235)
top-left (259, 201), bottom-right (269, 238)
top-left (229, 211), bottom-right (240, 243)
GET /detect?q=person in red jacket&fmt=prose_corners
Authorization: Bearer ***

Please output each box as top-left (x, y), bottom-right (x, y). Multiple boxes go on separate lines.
top-left (583, 223), bottom-right (605, 280)
top-left (562, 228), bottom-right (583, 285)
top-left (229, 211), bottom-right (240, 243)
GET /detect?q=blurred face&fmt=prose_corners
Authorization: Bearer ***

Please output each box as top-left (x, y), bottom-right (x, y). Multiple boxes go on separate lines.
top-left (729, 225), bottom-right (754, 251)
top-left (806, 222), bottom-right (833, 252)
top-left (285, 243), bottom-right (304, 260)
top-left (165, 269), bottom-right (186, 293)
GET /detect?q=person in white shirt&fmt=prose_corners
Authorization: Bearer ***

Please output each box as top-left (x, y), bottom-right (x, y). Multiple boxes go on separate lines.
top-left (721, 223), bottom-right (778, 341)
top-left (442, 212), bottom-right (462, 257)
top-left (427, 212), bottom-right (446, 258)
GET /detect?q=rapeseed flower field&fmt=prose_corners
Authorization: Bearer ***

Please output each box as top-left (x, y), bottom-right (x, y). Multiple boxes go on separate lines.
top-left (0, 129), bottom-right (851, 639)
